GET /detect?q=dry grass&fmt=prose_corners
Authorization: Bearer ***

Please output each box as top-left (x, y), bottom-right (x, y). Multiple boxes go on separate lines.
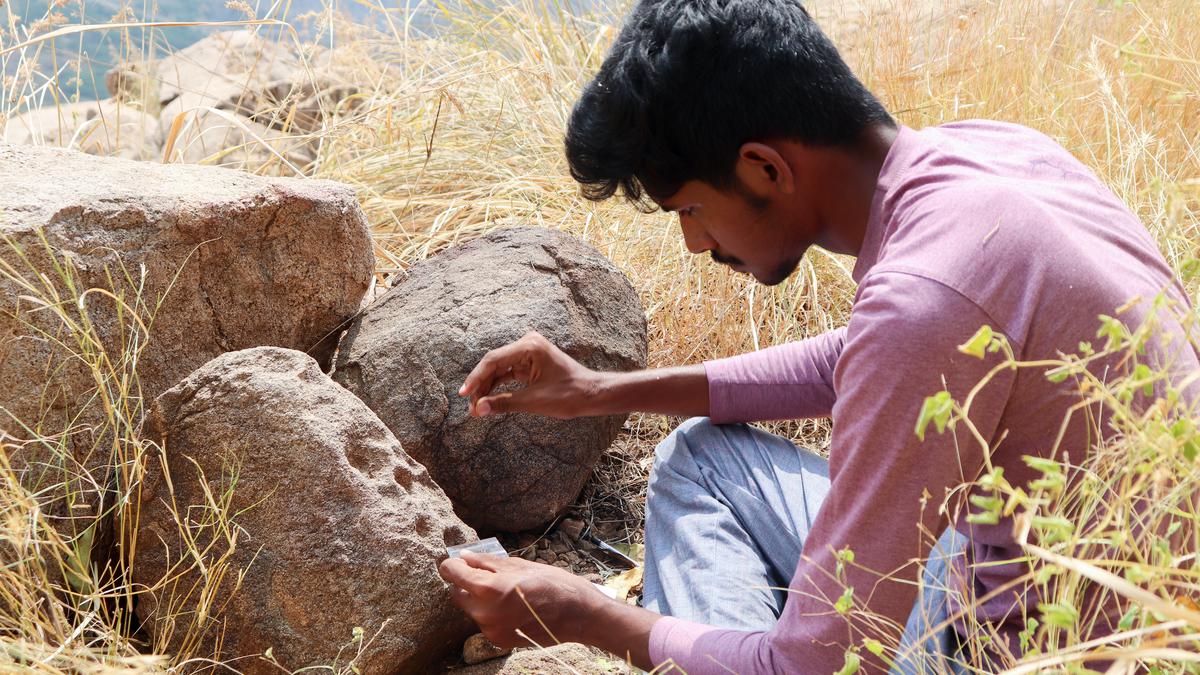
top-left (0, 0), bottom-right (1197, 671)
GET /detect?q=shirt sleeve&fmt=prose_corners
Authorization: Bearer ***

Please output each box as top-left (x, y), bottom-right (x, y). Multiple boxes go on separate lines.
top-left (704, 327), bottom-right (846, 423)
top-left (649, 271), bottom-right (1018, 674)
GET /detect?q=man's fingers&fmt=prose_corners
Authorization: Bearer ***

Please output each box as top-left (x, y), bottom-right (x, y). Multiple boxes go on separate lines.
top-left (474, 387), bottom-right (544, 417)
top-left (448, 586), bottom-right (473, 610)
top-left (459, 341), bottom-right (534, 398)
top-left (459, 549), bottom-right (511, 572)
top-left (439, 557), bottom-right (494, 594)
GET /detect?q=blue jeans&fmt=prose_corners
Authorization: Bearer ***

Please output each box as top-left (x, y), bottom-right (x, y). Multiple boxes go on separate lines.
top-left (642, 418), bottom-right (971, 674)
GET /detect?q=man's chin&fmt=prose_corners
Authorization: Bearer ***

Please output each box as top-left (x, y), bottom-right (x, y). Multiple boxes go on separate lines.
top-left (752, 259), bottom-right (800, 287)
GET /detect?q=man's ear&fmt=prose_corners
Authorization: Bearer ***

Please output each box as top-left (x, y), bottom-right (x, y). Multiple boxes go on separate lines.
top-left (733, 142), bottom-right (795, 198)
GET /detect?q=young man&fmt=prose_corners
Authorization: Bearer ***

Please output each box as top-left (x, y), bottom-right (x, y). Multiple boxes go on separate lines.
top-left (439, 0), bottom-right (1196, 672)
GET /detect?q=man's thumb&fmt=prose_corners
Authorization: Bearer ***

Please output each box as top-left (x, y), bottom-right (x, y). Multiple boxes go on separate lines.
top-left (475, 390), bottom-right (532, 416)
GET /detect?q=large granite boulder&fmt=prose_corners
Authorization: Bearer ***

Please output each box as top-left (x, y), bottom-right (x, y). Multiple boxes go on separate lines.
top-left (160, 106), bottom-right (317, 171)
top-left (333, 227), bottom-right (647, 532)
top-left (3, 99), bottom-right (162, 160)
top-left (109, 30), bottom-right (302, 112)
top-left (135, 347), bottom-right (475, 674)
top-left (0, 143), bottom-right (372, 539)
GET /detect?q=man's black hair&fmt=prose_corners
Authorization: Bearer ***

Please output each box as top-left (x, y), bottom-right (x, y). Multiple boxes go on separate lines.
top-left (565, 0), bottom-right (895, 210)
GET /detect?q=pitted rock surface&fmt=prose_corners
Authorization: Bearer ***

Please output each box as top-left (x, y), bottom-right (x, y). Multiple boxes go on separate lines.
top-left (333, 227), bottom-right (647, 532)
top-left (135, 347), bottom-right (475, 674)
top-left (0, 143), bottom-right (372, 539)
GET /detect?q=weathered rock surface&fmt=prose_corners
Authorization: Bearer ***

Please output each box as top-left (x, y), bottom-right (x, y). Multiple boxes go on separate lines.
top-left (3, 99), bottom-right (162, 161)
top-left (160, 106), bottom-right (317, 170)
top-left (136, 347), bottom-right (475, 674)
top-left (111, 30), bottom-right (302, 111)
top-left (333, 227), bottom-right (647, 532)
top-left (455, 643), bottom-right (630, 674)
top-left (7, 32), bottom-right (360, 171)
top-left (0, 143), bottom-right (372, 536)
top-left (463, 633), bottom-right (513, 665)
top-left (103, 30), bottom-right (354, 170)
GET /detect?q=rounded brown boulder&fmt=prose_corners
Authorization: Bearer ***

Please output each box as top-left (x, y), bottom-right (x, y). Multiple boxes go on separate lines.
top-left (135, 347), bottom-right (476, 674)
top-left (333, 227), bottom-right (647, 532)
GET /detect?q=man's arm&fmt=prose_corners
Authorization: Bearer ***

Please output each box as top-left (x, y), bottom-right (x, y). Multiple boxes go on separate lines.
top-left (458, 327), bottom-right (847, 422)
top-left (706, 327), bottom-right (846, 423)
top-left (459, 331), bottom-right (710, 418)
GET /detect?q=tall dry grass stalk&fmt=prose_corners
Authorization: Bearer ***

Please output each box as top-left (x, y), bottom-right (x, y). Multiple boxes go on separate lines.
top-left (0, 0), bottom-right (1196, 671)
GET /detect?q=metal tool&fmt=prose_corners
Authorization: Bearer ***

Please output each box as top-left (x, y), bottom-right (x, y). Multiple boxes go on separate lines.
top-left (579, 524), bottom-right (640, 569)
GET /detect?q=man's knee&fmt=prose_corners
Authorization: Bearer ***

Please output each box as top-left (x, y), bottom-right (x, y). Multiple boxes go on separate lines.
top-left (650, 417), bottom-right (736, 484)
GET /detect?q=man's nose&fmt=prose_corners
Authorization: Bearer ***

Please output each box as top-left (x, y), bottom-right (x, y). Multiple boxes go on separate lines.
top-left (679, 217), bottom-right (715, 255)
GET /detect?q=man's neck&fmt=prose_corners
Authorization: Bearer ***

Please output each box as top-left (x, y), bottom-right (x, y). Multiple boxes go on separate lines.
top-left (815, 123), bottom-right (899, 256)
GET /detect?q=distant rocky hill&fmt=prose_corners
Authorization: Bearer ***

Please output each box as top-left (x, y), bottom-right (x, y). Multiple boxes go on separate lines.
top-left (7, 0), bottom-right (382, 101)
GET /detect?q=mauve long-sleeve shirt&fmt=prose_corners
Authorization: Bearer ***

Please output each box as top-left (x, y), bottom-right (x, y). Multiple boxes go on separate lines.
top-left (649, 121), bottom-right (1198, 673)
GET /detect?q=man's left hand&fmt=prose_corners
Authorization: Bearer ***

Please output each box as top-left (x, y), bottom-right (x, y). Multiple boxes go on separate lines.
top-left (438, 550), bottom-right (607, 648)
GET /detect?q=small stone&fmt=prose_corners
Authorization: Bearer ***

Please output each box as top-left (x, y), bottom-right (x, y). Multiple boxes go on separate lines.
top-left (519, 547), bottom-right (537, 561)
top-left (463, 633), bottom-right (511, 665)
top-left (552, 560), bottom-right (570, 568)
top-left (564, 551), bottom-right (581, 565)
top-left (538, 549), bottom-right (558, 564)
top-left (550, 540), bottom-right (570, 555)
top-left (537, 539), bottom-right (550, 550)
top-left (583, 573), bottom-right (603, 584)
top-left (560, 518), bottom-right (585, 541)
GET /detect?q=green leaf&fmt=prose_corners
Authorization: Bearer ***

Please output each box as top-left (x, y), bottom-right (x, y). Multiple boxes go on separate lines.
top-left (1019, 617), bottom-right (1039, 652)
top-left (1096, 314), bottom-right (1129, 350)
top-left (1171, 418), bottom-right (1194, 439)
top-left (1034, 565), bottom-right (1060, 585)
top-left (64, 522), bottom-right (96, 594)
top-left (1133, 363), bottom-right (1155, 397)
top-left (1118, 608), bottom-right (1139, 631)
top-left (966, 510), bottom-right (1000, 526)
top-left (1023, 455), bottom-right (1063, 476)
top-left (958, 325), bottom-right (994, 359)
top-left (1039, 602), bottom-right (1080, 629)
top-left (1179, 258), bottom-right (1200, 282)
top-left (1045, 367), bottom-right (1071, 383)
top-left (978, 466), bottom-right (1006, 489)
top-left (863, 638), bottom-right (885, 657)
top-left (1032, 516), bottom-right (1075, 544)
top-left (835, 650), bottom-right (861, 675)
top-left (1184, 440), bottom-right (1199, 462)
top-left (969, 494), bottom-right (1003, 512)
top-left (352, 626), bottom-right (364, 644)
top-left (835, 587), bottom-right (855, 614)
top-left (915, 391), bottom-right (954, 441)
top-left (835, 547), bottom-right (855, 577)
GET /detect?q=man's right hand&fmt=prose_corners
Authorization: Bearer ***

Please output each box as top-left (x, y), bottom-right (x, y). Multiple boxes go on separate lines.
top-left (460, 332), bottom-right (711, 420)
top-left (459, 331), bottom-right (603, 419)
